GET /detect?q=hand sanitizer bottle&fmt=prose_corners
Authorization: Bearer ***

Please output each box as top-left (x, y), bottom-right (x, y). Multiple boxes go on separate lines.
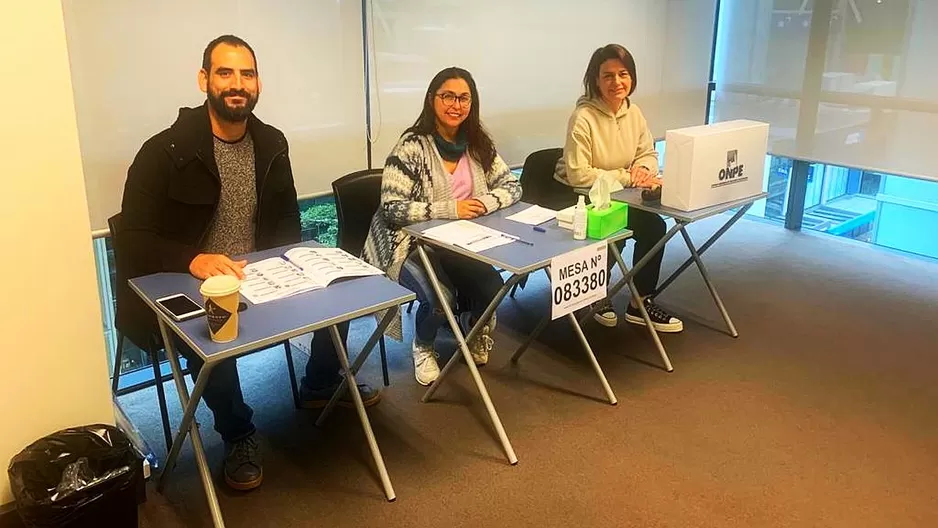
top-left (573, 195), bottom-right (587, 240)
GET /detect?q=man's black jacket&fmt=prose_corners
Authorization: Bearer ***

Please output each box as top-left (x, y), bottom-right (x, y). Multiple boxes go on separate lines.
top-left (115, 103), bottom-right (300, 347)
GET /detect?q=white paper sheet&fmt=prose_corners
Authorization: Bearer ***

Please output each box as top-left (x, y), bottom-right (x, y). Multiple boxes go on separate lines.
top-left (505, 205), bottom-right (557, 225)
top-left (421, 220), bottom-right (516, 253)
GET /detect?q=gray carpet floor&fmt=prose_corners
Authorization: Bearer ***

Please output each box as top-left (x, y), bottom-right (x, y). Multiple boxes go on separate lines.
top-left (109, 216), bottom-right (938, 527)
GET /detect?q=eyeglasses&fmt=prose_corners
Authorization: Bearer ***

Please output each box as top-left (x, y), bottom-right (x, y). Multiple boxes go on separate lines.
top-left (436, 92), bottom-right (472, 107)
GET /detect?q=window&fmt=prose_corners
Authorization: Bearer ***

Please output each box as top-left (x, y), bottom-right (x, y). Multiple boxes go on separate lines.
top-left (801, 163), bottom-right (938, 258)
top-left (299, 195), bottom-right (338, 247)
top-left (711, 0), bottom-right (938, 260)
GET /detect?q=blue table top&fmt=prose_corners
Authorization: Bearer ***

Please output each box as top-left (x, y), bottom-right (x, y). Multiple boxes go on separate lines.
top-left (129, 242), bottom-right (415, 361)
top-left (404, 202), bottom-right (632, 275)
top-left (579, 188), bottom-right (769, 223)
top-left (611, 189), bottom-right (769, 223)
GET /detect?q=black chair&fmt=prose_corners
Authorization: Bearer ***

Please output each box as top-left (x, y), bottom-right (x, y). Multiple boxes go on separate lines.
top-left (511, 148), bottom-right (578, 297)
top-left (520, 148), bottom-right (577, 211)
top-left (108, 213), bottom-right (174, 451)
top-left (332, 169), bottom-right (392, 387)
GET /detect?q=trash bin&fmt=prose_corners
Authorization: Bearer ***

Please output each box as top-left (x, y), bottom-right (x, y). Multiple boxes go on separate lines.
top-left (7, 424), bottom-right (143, 528)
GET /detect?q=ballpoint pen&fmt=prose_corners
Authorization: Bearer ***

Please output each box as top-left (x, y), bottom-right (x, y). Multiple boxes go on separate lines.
top-left (501, 233), bottom-right (534, 246)
top-left (464, 234), bottom-right (492, 246)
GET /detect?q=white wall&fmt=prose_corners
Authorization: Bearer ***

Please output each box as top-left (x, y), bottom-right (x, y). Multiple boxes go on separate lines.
top-left (368, 0), bottom-right (716, 165)
top-left (62, 0), bottom-right (368, 231)
top-left (0, 1), bottom-right (114, 506)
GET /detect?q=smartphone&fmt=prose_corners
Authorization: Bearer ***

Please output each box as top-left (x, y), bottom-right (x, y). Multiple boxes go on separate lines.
top-left (155, 293), bottom-right (205, 321)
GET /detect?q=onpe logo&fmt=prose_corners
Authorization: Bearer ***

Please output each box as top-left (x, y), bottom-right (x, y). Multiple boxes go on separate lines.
top-left (719, 149), bottom-right (744, 180)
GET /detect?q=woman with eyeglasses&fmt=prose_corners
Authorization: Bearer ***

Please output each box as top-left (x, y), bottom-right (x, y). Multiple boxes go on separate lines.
top-left (363, 67), bottom-right (521, 386)
top-left (554, 44), bottom-right (683, 333)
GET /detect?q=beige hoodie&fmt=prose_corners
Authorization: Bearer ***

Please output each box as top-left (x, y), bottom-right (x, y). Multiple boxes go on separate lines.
top-left (555, 96), bottom-right (658, 188)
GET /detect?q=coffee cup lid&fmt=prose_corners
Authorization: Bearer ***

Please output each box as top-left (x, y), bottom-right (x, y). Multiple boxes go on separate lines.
top-left (200, 275), bottom-right (241, 297)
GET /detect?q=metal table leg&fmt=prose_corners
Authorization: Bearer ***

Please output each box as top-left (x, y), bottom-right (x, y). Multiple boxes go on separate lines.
top-left (560, 281), bottom-right (618, 403)
top-left (283, 341), bottom-right (301, 409)
top-left (653, 205), bottom-right (751, 297)
top-left (678, 226), bottom-right (739, 337)
top-left (327, 325), bottom-right (397, 501)
top-left (610, 250), bottom-right (673, 372)
top-left (576, 223), bottom-right (684, 332)
top-left (156, 320), bottom-right (226, 528)
top-left (509, 312), bottom-right (549, 364)
top-left (315, 309), bottom-right (397, 426)
top-left (416, 244), bottom-right (520, 465)
top-left (509, 268), bottom-right (620, 402)
top-left (509, 267), bottom-right (557, 364)
top-left (649, 207), bottom-right (752, 338)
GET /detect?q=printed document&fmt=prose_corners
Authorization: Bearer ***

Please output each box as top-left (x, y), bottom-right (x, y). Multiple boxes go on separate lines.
top-left (421, 220), bottom-right (517, 253)
top-left (241, 247), bottom-right (383, 304)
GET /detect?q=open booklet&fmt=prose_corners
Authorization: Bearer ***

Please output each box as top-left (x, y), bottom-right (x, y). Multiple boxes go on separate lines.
top-left (240, 247), bottom-right (384, 305)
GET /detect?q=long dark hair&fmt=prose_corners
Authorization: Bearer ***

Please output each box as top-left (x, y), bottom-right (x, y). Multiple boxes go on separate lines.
top-left (406, 67), bottom-right (497, 174)
top-left (583, 44), bottom-right (638, 99)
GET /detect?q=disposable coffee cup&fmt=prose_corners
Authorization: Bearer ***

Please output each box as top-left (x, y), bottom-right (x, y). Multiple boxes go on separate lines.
top-left (199, 275), bottom-right (242, 343)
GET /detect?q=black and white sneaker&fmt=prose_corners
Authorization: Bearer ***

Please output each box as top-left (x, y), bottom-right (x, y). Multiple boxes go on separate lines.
top-left (590, 299), bottom-right (618, 327)
top-left (625, 298), bottom-right (683, 333)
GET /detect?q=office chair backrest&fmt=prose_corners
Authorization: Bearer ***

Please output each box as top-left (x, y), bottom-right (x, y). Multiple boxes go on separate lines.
top-left (108, 212), bottom-right (158, 349)
top-left (520, 148), bottom-right (576, 210)
top-left (332, 169), bottom-right (384, 257)
top-left (108, 213), bottom-right (128, 305)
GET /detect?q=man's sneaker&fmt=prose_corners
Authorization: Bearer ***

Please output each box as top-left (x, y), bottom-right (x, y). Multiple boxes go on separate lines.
top-left (300, 383), bottom-right (382, 409)
top-left (413, 340), bottom-right (440, 386)
top-left (625, 298), bottom-right (684, 333)
top-left (591, 299), bottom-right (618, 327)
top-left (224, 434), bottom-right (263, 491)
top-left (459, 312), bottom-right (495, 366)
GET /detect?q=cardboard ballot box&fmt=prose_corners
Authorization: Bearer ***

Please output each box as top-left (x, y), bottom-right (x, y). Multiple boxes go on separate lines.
top-left (661, 120), bottom-right (769, 211)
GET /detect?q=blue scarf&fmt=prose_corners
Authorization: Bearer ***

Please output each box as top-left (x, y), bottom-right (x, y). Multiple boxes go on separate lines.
top-left (433, 130), bottom-right (468, 162)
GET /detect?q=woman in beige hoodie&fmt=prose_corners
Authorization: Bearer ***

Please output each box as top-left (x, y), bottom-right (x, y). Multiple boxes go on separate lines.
top-left (555, 44), bottom-right (683, 333)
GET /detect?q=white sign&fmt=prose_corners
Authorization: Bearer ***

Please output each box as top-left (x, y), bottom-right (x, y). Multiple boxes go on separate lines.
top-left (549, 241), bottom-right (608, 320)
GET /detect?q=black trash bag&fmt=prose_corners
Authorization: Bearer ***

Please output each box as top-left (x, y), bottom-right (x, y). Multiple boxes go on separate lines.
top-left (8, 424), bottom-right (142, 528)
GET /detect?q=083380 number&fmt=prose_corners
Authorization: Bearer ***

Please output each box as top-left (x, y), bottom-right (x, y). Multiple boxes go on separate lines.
top-left (553, 269), bottom-right (606, 305)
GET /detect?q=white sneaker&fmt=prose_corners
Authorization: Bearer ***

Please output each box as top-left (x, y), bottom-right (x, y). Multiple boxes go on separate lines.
top-left (412, 341), bottom-right (440, 386)
top-left (459, 312), bottom-right (495, 366)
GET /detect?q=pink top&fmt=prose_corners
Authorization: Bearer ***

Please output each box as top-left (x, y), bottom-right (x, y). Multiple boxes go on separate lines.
top-left (450, 154), bottom-right (473, 200)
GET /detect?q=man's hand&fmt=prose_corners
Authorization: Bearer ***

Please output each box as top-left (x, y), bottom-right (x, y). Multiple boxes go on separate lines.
top-left (457, 199), bottom-right (487, 219)
top-left (630, 166), bottom-right (656, 188)
top-left (189, 253), bottom-right (247, 280)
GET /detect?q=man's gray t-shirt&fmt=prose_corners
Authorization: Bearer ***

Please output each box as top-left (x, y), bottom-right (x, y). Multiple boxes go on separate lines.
top-left (202, 133), bottom-right (257, 256)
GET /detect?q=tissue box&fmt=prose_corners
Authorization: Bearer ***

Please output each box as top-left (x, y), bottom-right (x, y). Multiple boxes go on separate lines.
top-left (662, 119), bottom-right (769, 211)
top-left (587, 201), bottom-right (628, 239)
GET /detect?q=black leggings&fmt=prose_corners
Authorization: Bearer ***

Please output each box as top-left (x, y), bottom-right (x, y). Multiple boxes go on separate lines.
top-left (609, 208), bottom-right (666, 297)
